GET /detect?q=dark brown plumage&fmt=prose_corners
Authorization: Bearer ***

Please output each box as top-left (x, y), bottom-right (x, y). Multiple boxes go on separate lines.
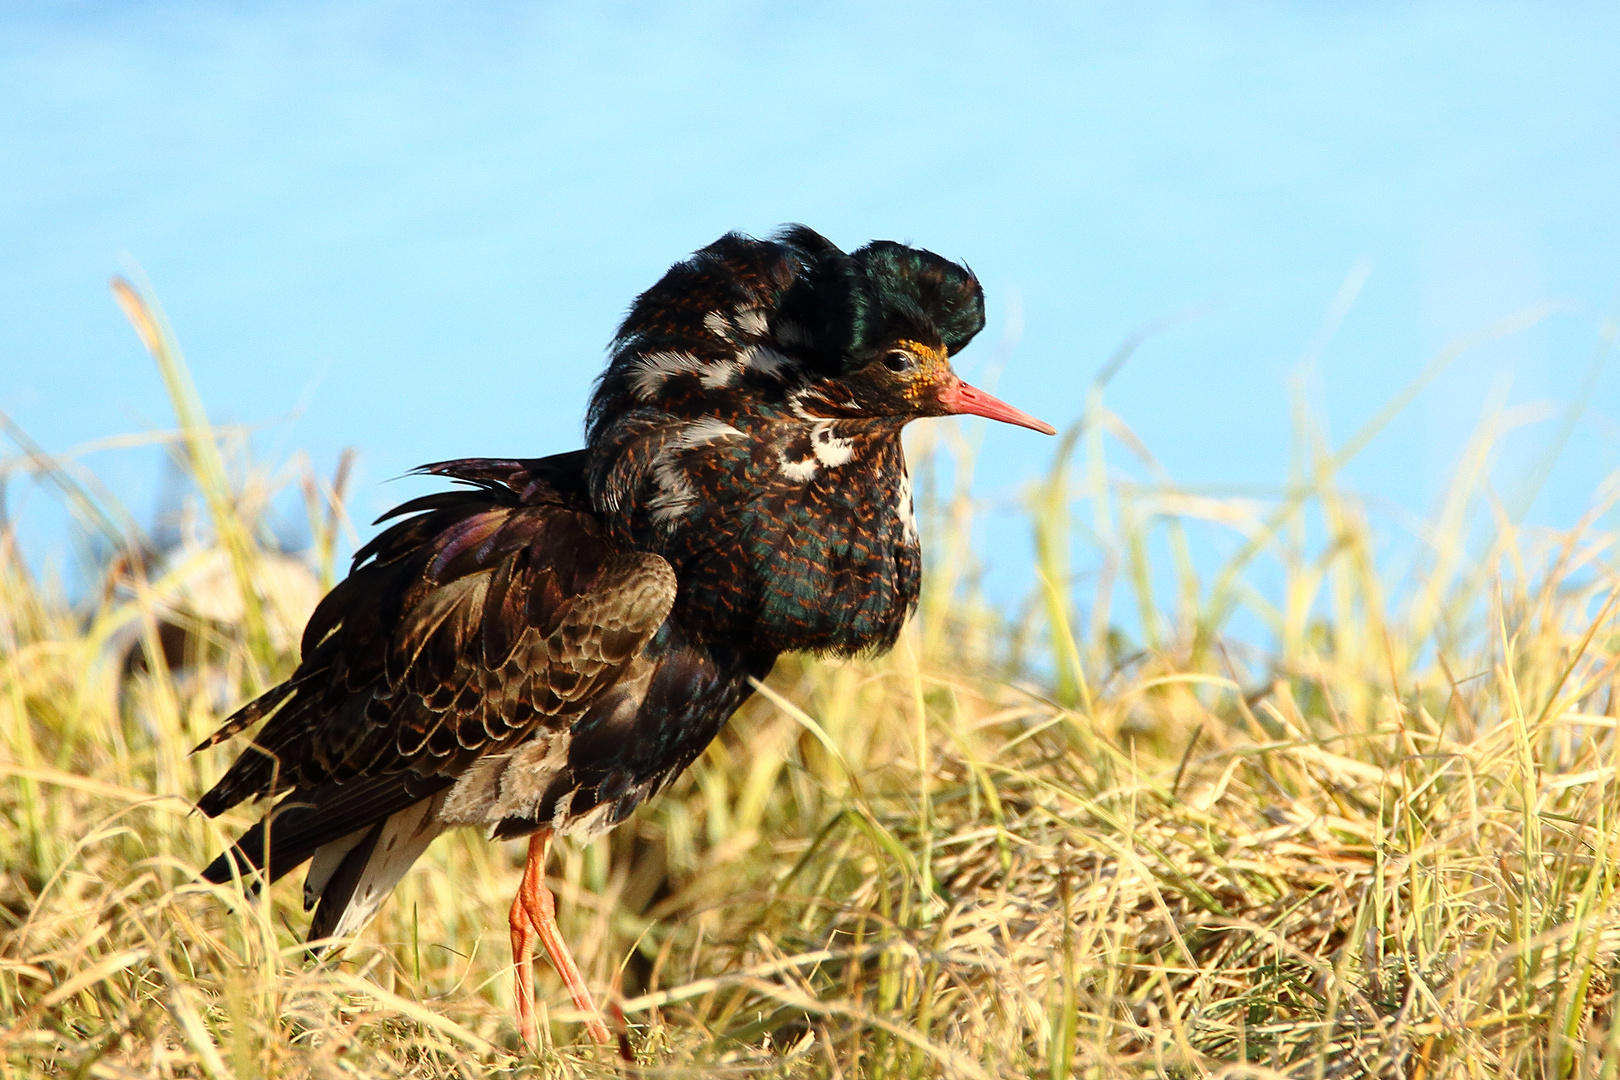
top-left (194, 226), bottom-right (1052, 1050)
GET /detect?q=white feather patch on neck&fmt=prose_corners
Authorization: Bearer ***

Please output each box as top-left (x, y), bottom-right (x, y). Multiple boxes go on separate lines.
top-left (895, 465), bottom-right (917, 543)
top-left (777, 420), bottom-right (855, 484)
top-left (811, 421), bottom-right (855, 467)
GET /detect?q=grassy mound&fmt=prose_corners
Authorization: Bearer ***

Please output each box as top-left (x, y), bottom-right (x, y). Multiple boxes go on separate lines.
top-left (3, 283), bottom-right (1618, 1078)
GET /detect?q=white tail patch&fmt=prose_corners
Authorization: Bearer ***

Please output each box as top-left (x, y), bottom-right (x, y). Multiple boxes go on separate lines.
top-left (315, 794), bottom-right (448, 945)
top-left (304, 826), bottom-right (371, 910)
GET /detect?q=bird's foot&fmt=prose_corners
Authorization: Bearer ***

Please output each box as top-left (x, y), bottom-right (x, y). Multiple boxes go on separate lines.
top-left (509, 831), bottom-right (625, 1057)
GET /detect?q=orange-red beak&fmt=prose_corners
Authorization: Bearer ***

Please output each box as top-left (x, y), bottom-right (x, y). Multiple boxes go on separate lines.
top-left (937, 377), bottom-right (1056, 435)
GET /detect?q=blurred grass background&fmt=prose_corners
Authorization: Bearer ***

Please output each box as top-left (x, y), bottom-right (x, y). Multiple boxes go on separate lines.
top-left (3, 283), bottom-right (1619, 1079)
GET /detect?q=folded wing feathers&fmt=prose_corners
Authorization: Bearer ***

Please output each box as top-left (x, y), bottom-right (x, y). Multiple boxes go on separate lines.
top-left (196, 456), bottom-right (679, 944)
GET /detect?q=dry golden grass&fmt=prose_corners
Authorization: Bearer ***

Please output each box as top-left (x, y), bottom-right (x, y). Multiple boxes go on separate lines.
top-left (3, 282), bottom-right (1619, 1078)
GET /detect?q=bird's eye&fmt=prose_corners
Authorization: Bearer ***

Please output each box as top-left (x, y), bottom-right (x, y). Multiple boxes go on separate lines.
top-left (882, 350), bottom-right (913, 373)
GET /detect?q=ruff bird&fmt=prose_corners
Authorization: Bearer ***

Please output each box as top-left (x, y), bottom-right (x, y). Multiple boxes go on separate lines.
top-left (195, 225), bottom-right (1053, 1048)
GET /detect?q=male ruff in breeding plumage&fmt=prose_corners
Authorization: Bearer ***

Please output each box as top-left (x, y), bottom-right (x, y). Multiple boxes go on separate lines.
top-left (194, 226), bottom-right (1054, 1052)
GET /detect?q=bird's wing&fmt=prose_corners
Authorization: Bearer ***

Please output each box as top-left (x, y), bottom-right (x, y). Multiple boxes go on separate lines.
top-left (194, 453), bottom-right (676, 821)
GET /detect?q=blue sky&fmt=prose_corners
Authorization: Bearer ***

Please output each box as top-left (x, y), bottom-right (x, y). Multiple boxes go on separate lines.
top-left (3, 2), bottom-right (1618, 609)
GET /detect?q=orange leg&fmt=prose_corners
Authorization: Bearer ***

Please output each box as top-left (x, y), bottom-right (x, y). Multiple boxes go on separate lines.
top-left (508, 830), bottom-right (612, 1048)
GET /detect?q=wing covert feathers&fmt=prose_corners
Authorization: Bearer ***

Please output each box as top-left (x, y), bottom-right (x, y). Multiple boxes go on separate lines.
top-left (194, 455), bottom-right (670, 822)
top-left (195, 454), bottom-right (675, 931)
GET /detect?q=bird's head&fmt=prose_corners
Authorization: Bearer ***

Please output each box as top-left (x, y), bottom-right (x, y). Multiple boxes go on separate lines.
top-left (584, 225), bottom-right (1054, 562)
top-left (587, 226), bottom-right (1054, 442)
top-left (781, 238), bottom-right (1054, 434)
